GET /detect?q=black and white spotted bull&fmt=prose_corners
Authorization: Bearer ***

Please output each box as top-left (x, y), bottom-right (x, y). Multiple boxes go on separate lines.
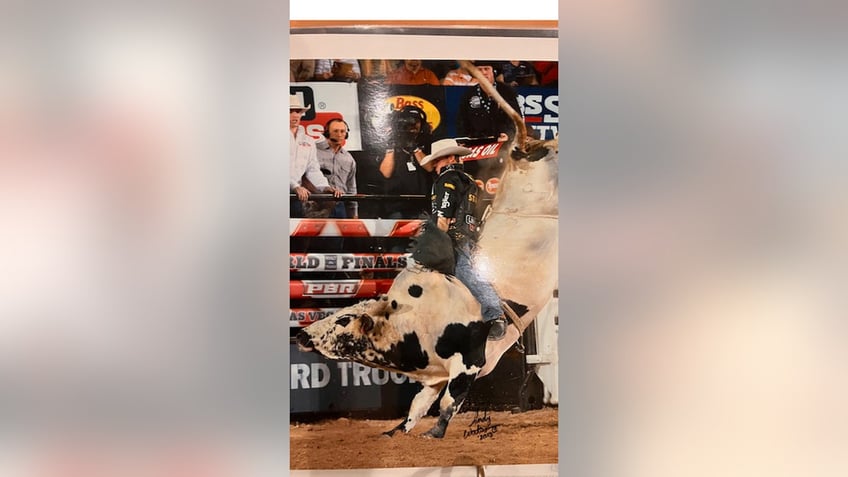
top-left (297, 253), bottom-right (491, 438)
top-left (297, 60), bottom-right (558, 438)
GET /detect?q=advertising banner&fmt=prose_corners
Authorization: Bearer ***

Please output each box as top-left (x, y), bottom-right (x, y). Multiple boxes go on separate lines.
top-left (290, 218), bottom-right (423, 237)
top-left (517, 87), bottom-right (559, 140)
top-left (441, 86), bottom-right (559, 140)
top-left (290, 253), bottom-right (410, 272)
top-left (290, 308), bottom-right (341, 327)
top-left (290, 279), bottom-right (395, 299)
top-left (290, 343), bottom-right (419, 415)
top-left (357, 82), bottom-right (448, 154)
top-left (291, 82), bottom-right (364, 150)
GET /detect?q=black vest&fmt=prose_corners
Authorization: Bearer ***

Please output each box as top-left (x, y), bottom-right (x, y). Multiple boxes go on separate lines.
top-left (440, 165), bottom-right (481, 242)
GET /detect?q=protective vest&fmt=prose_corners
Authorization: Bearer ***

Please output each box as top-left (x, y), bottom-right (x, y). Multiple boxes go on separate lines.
top-left (433, 164), bottom-right (482, 243)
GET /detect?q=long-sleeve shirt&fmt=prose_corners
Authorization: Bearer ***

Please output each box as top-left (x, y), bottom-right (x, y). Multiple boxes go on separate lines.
top-left (316, 139), bottom-right (358, 217)
top-left (386, 66), bottom-right (440, 85)
top-left (290, 126), bottom-right (329, 192)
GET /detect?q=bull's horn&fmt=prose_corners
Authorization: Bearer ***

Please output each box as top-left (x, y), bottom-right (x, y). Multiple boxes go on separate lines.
top-left (458, 60), bottom-right (527, 154)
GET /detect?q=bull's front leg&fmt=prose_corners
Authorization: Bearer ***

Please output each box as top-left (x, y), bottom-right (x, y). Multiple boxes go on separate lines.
top-left (422, 369), bottom-right (478, 438)
top-left (383, 382), bottom-right (445, 437)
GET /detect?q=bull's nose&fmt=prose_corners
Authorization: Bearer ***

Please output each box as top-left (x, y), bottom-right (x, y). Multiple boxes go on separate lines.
top-left (296, 330), bottom-right (314, 351)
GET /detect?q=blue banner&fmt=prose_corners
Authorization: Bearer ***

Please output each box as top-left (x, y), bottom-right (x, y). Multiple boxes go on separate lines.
top-left (442, 86), bottom-right (559, 140)
top-left (290, 343), bottom-right (420, 417)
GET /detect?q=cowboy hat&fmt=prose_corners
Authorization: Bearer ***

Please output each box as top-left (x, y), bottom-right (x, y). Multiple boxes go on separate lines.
top-left (419, 138), bottom-right (472, 168)
top-left (290, 94), bottom-right (311, 111)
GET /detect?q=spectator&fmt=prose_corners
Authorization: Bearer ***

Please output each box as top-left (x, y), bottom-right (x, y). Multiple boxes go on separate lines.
top-left (378, 105), bottom-right (434, 218)
top-left (314, 59), bottom-right (362, 82)
top-left (386, 60), bottom-right (440, 86)
top-left (441, 62), bottom-right (478, 86)
top-left (532, 61), bottom-right (558, 87)
top-left (456, 61), bottom-right (523, 143)
top-left (315, 117), bottom-right (358, 218)
top-left (360, 59), bottom-right (393, 83)
top-left (422, 60), bottom-right (457, 81)
top-left (290, 59), bottom-right (315, 82)
top-left (498, 60), bottom-right (539, 87)
top-left (290, 95), bottom-right (341, 218)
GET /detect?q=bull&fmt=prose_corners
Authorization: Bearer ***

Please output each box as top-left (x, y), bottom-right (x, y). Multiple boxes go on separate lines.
top-left (296, 243), bottom-right (490, 438)
top-left (297, 60), bottom-right (558, 438)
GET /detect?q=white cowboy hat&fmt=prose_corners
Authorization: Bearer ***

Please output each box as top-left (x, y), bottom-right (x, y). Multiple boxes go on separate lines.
top-left (419, 138), bottom-right (472, 168)
top-left (290, 94), bottom-right (311, 111)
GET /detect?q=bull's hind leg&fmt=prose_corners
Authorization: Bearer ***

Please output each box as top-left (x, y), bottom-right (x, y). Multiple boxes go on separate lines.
top-left (422, 369), bottom-right (478, 438)
top-left (383, 382), bottom-right (445, 437)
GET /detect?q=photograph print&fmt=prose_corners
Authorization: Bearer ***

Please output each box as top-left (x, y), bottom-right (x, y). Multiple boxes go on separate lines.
top-left (288, 22), bottom-right (558, 473)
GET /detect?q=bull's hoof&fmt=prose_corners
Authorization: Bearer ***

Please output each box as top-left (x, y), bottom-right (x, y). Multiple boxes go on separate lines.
top-left (421, 428), bottom-right (446, 439)
top-left (383, 419), bottom-right (409, 437)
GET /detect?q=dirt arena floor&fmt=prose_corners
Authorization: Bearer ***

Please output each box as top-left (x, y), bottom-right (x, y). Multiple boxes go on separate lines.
top-left (290, 406), bottom-right (558, 470)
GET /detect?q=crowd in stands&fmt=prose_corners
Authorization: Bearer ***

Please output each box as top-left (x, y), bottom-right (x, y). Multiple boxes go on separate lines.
top-left (290, 59), bottom-right (557, 221)
top-left (291, 59), bottom-right (557, 87)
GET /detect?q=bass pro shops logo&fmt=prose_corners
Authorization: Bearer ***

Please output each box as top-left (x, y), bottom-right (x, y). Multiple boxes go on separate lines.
top-left (386, 96), bottom-right (442, 130)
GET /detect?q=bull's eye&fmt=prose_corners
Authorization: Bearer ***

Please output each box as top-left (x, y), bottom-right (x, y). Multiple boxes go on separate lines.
top-left (359, 314), bottom-right (375, 333)
top-left (335, 316), bottom-right (351, 327)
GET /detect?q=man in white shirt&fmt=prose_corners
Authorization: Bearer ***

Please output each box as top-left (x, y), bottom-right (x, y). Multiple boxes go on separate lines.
top-left (290, 95), bottom-right (341, 217)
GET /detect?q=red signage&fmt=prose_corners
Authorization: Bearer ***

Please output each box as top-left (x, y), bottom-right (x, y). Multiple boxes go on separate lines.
top-left (462, 142), bottom-right (503, 162)
top-left (290, 279), bottom-right (395, 299)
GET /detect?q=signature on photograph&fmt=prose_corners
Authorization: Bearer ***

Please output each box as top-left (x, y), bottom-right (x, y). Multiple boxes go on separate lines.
top-left (463, 410), bottom-right (499, 440)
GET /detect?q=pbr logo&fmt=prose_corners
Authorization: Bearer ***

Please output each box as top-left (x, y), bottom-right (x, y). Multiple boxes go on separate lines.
top-left (302, 281), bottom-right (360, 296)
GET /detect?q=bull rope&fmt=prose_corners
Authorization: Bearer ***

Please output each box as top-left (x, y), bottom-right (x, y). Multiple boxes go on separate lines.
top-left (482, 202), bottom-right (557, 222)
top-left (487, 209), bottom-right (558, 220)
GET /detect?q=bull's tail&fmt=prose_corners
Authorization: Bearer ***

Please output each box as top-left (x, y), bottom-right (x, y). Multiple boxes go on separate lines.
top-left (458, 60), bottom-right (527, 155)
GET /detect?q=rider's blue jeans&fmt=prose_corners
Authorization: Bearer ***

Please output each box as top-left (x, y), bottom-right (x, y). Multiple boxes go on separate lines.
top-left (454, 241), bottom-right (503, 322)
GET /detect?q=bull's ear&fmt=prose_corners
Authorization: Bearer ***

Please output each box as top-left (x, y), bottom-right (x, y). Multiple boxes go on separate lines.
top-left (359, 314), bottom-right (374, 333)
